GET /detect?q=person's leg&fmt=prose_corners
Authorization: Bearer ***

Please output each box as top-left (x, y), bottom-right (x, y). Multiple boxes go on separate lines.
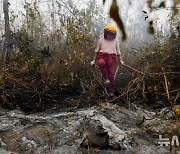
top-left (98, 58), bottom-right (108, 79)
top-left (107, 55), bottom-right (116, 94)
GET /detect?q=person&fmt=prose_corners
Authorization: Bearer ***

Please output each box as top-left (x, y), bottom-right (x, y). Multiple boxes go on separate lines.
top-left (90, 24), bottom-right (124, 96)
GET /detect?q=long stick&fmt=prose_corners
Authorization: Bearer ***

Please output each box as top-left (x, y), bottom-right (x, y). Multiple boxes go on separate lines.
top-left (114, 65), bottom-right (120, 79)
top-left (162, 67), bottom-right (170, 101)
top-left (122, 63), bottom-right (144, 75)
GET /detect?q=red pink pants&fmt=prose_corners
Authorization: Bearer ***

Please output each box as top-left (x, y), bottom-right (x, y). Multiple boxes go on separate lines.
top-left (97, 52), bottom-right (117, 94)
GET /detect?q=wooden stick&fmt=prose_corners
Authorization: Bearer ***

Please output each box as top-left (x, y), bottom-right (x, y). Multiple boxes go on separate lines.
top-left (162, 67), bottom-right (170, 101)
top-left (163, 88), bottom-right (180, 95)
top-left (149, 72), bottom-right (180, 75)
top-left (114, 65), bottom-right (120, 79)
top-left (173, 93), bottom-right (179, 105)
top-left (122, 63), bottom-right (144, 75)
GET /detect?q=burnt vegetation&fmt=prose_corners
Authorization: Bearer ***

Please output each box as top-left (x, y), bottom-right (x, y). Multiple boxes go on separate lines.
top-left (0, 0), bottom-right (179, 113)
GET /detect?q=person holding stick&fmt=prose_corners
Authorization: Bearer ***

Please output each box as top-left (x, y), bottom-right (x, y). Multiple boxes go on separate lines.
top-left (91, 24), bottom-right (124, 96)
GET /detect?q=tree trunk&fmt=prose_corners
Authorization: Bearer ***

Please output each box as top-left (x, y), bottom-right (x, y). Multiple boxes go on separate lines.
top-left (3, 0), bottom-right (11, 63)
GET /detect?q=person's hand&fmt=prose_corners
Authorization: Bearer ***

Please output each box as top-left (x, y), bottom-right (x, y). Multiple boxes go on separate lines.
top-left (120, 60), bottom-right (124, 65)
top-left (90, 60), bottom-right (95, 66)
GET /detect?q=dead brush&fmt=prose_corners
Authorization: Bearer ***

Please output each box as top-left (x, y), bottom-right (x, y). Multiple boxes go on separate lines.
top-left (116, 38), bottom-right (180, 111)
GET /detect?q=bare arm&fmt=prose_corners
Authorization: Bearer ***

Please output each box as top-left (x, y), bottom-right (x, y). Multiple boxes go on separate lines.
top-left (93, 38), bottom-right (102, 61)
top-left (93, 52), bottom-right (97, 61)
top-left (117, 54), bottom-right (123, 61)
top-left (116, 40), bottom-right (123, 61)
top-left (116, 40), bottom-right (124, 64)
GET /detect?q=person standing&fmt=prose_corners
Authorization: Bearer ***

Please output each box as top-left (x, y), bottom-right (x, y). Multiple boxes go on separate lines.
top-left (91, 24), bottom-right (124, 96)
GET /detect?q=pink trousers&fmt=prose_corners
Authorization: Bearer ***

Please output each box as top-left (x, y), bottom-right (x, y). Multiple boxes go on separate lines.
top-left (97, 52), bottom-right (117, 94)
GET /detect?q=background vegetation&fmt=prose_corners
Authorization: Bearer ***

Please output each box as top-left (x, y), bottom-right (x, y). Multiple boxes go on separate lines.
top-left (0, 0), bottom-right (179, 112)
